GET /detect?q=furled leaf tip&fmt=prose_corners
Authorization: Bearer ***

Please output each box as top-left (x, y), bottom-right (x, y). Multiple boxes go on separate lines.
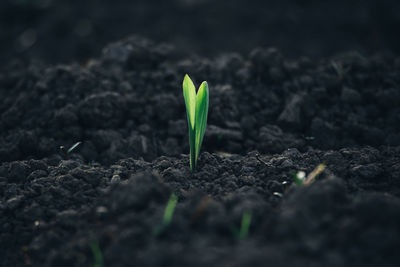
top-left (183, 74), bottom-right (196, 129)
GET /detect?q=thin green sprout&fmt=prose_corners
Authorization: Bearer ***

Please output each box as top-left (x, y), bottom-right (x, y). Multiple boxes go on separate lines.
top-left (182, 74), bottom-right (209, 171)
top-left (153, 193), bottom-right (178, 235)
top-left (90, 240), bottom-right (104, 267)
top-left (238, 211), bottom-right (252, 240)
top-left (163, 193), bottom-right (178, 226)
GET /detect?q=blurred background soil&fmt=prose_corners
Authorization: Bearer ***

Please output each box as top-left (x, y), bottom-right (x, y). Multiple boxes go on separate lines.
top-left (1, 0), bottom-right (399, 65)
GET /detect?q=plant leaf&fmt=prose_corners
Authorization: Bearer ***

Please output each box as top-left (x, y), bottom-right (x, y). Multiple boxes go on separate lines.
top-left (182, 74), bottom-right (196, 130)
top-left (194, 81), bottom-right (209, 166)
top-left (238, 211), bottom-right (252, 239)
top-left (163, 193), bottom-right (178, 225)
top-left (183, 74), bottom-right (197, 170)
top-left (90, 240), bottom-right (104, 267)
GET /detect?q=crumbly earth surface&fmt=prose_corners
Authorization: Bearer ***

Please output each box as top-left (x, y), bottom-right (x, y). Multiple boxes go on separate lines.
top-left (0, 36), bottom-right (400, 266)
top-left (1, 0), bottom-right (400, 63)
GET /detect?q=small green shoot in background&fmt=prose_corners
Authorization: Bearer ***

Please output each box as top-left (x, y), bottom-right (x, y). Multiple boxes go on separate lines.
top-left (90, 240), bottom-right (104, 267)
top-left (238, 211), bottom-right (252, 240)
top-left (182, 74), bottom-right (209, 171)
top-left (153, 193), bottom-right (178, 235)
top-left (232, 211), bottom-right (252, 240)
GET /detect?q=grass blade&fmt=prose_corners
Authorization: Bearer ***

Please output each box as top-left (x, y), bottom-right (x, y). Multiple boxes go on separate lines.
top-left (194, 81), bottom-right (209, 166)
top-left (238, 211), bottom-right (252, 240)
top-left (163, 193), bottom-right (178, 225)
top-left (153, 193), bottom-right (178, 235)
top-left (90, 240), bottom-right (104, 267)
top-left (183, 74), bottom-right (197, 170)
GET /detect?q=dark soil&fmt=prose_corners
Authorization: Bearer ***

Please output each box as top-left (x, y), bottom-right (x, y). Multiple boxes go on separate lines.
top-left (0, 2), bottom-right (400, 266)
top-left (0, 36), bottom-right (399, 266)
top-left (1, 36), bottom-right (400, 165)
top-left (1, 147), bottom-right (400, 266)
top-left (1, 0), bottom-right (400, 64)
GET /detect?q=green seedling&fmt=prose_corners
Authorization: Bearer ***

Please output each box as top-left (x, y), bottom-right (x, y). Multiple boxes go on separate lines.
top-left (238, 211), bottom-right (252, 240)
top-left (90, 240), bottom-right (104, 267)
top-left (60, 141), bottom-right (82, 160)
top-left (183, 74), bottom-right (209, 171)
top-left (232, 211), bottom-right (252, 239)
top-left (153, 193), bottom-right (178, 235)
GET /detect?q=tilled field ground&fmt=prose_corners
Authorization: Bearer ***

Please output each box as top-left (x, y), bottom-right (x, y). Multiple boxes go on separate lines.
top-left (1, 0), bottom-right (400, 64)
top-left (1, 36), bottom-right (400, 266)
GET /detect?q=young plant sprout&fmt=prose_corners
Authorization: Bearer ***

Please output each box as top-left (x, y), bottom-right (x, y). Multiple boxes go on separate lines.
top-left (182, 74), bottom-right (209, 171)
top-left (153, 193), bottom-right (178, 235)
top-left (238, 211), bottom-right (252, 240)
top-left (59, 141), bottom-right (82, 160)
top-left (232, 211), bottom-right (252, 239)
top-left (90, 240), bottom-right (104, 267)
